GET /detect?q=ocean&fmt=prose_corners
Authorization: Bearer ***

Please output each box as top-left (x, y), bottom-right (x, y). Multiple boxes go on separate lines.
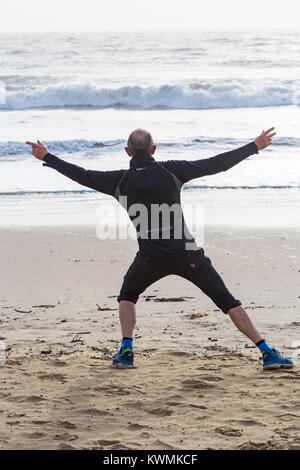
top-left (0, 30), bottom-right (299, 227)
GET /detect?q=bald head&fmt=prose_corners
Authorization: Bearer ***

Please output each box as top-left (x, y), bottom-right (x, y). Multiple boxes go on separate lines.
top-left (127, 129), bottom-right (154, 156)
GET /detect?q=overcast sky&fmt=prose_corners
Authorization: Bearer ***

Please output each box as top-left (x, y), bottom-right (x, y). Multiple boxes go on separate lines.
top-left (0, 0), bottom-right (299, 32)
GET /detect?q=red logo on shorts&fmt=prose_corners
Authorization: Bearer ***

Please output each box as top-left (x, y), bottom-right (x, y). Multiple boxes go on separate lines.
top-left (190, 264), bottom-right (196, 268)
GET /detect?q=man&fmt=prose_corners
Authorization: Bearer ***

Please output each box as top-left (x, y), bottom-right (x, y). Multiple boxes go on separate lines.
top-left (26, 128), bottom-right (293, 371)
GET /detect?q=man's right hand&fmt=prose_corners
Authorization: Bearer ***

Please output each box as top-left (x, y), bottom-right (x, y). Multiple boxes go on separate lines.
top-left (254, 127), bottom-right (276, 150)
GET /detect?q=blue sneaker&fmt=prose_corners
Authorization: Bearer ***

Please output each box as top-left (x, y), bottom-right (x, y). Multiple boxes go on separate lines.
top-left (262, 348), bottom-right (294, 370)
top-left (112, 347), bottom-right (134, 368)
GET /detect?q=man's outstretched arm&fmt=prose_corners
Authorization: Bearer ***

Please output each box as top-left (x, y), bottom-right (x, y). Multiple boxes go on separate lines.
top-left (160, 127), bottom-right (276, 184)
top-left (26, 140), bottom-right (125, 196)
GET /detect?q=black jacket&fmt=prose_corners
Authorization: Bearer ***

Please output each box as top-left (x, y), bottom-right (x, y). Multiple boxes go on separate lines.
top-left (43, 141), bottom-right (258, 259)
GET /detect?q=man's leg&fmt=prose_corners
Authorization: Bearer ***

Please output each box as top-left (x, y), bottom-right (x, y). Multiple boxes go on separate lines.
top-left (177, 249), bottom-right (293, 369)
top-left (227, 305), bottom-right (263, 344)
top-left (177, 249), bottom-right (263, 343)
top-left (227, 305), bottom-right (293, 368)
top-left (112, 253), bottom-right (169, 367)
top-left (119, 300), bottom-right (136, 338)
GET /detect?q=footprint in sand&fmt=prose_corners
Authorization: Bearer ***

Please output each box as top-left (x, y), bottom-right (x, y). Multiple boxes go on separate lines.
top-left (274, 374), bottom-right (300, 381)
top-left (57, 420), bottom-right (77, 429)
top-left (196, 375), bottom-right (223, 382)
top-left (138, 431), bottom-right (153, 439)
top-left (57, 443), bottom-right (78, 450)
top-left (185, 403), bottom-right (208, 410)
top-left (53, 433), bottom-right (78, 441)
top-left (237, 440), bottom-right (288, 450)
top-left (77, 408), bottom-right (110, 416)
top-left (27, 432), bottom-right (46, 439)
top-left (18, 395), bottom-right (47, 403)
top-left (181, 379), bottom-right (215, 390)
top-left (122, 400), bottom-right (144, 409)
top-left (95, 383), bottom-right (129, 397)
top-left (226, 419), bottom-right (265, 427)
top-left (38, 373), bottom-right (66, 382)
top-left (275, 426), bottom-right (300, 438)
top-left (32, 420), bottom-right (50, 425)
top-left (95, 439), bottom-right (121, 447)
top-left (146, 407), bottom-right (173, 417)
top-left (127, 423), bottom-right (147, 431)
top-left (276, 413), bottom-right (300, 421)
top-left (165, 400), bottom-right (184, 406)
top-left (164, 394), bottom-right (184, 401)
top-left (7, 412), bottom-right (25, 418)
top-left (109, 443), bottom-right (132, 450)
top-left (195, 415), bottom-right (209, 421)
top-left (162, 351), bottom-right (193, 358)
top-left (153, 439), bottom-right (174, 450)
top-left (215, 426), bottom-right (243, 437)
top-left (51, 360), bottom-right (67, 367)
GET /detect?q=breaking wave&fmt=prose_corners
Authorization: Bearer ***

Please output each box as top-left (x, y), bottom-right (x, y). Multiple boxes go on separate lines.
top-left (0, 82), bottom-right (299, 110)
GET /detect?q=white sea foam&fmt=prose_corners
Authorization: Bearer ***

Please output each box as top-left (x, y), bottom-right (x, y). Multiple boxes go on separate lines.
top-left (0, 82), bottom-right (299, 111)
top-left (1, 136), bottom-right (298, 158)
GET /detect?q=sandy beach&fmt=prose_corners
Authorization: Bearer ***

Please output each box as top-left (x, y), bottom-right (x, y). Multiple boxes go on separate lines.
top-left (0, 224), bottom-right (299, 450)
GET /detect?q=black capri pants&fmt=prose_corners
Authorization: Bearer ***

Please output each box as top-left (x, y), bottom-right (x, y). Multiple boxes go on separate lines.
top-left (117, 248), bottom-right (241, 314)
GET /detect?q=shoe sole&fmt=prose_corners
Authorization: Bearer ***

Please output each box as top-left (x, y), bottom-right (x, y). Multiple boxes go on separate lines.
top-left (263, 363), bottom-right (294, 370)
top-left (110, 363), bottom-right (136, 369)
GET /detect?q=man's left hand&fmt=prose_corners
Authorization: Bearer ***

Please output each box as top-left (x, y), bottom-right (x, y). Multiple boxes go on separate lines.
top-left (26, 140), bottom-right (48, 160)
